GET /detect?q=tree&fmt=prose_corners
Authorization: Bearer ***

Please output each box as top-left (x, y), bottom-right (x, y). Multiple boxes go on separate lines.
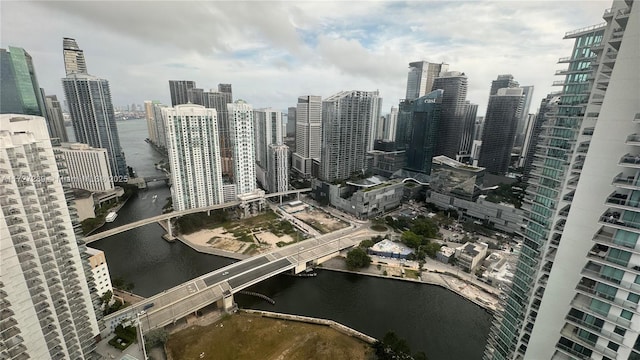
top-left (144, 328), bottom-right (169, 349)
top-left (345, 248), bottom-right (371, 270)
top-left (100, 290), bottom-right (113, 305)
top-left (410, 218), bottom-right (439, 239)
top-left (401, 231), bottom-right (423, 249)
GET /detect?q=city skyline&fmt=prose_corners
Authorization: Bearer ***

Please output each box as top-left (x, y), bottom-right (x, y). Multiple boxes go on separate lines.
top-left (1, 1), bottom-right (610, 114)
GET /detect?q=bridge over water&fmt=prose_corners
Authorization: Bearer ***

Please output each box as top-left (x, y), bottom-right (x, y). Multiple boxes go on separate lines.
top-left (85, 188), bottom-right (312, 242)
top-left (101, 224), bottom-right (373, 335)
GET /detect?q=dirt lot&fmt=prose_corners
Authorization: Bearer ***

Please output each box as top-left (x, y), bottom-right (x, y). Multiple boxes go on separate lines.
top-left (165, 313), bottom-right (373, 360)
top-left (294, 208), bottom-right (349, 234)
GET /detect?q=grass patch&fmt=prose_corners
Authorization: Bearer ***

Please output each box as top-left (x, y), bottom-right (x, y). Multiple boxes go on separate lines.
top-left (404, 269), bottom-right (420, 279)
top-left (165, 313), bottom-right (372, 360)
top-left (370, 224), bottom-right (387, 232)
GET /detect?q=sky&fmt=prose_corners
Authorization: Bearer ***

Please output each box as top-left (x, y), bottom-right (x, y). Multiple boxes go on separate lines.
top-left (1, 0), bottom-right (611, 115)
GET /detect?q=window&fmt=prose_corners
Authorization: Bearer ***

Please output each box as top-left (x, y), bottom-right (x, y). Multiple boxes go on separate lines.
top-left (629, 293), bottom-right (640, 304)
top-left (621, 309), bottom-right (633, 320)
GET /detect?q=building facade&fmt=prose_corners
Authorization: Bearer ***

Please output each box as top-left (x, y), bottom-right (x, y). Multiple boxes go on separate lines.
top-left (86, 247), bottom-right (113, 297)
top-left (431, 71), bottom-right (472, 159)
top-left (0, 46), bottom-right (45, 117)
top-left (403, 90), bottom-right (443, 175)
top-left (62, 37), bottom-right (88, 76)
top-left (168, 80), bottom-right (196, 107)
top-left (485, 2), bottom-right (639, 358)
top-left (63, 73), bottom-right (128, 181)
top-left (292, 95), bottom-right (322, 177)
top-left (0, 114), bottom-right (100, 359)
top-left (320, 90), bottom-right (381, 182)
top-left (267, 144), bottom-right (289, 193)
top-left (228, 100), bottom-right (257, 195)
top-left (43, 94), bottom-right (69, 142)
top-left (164, 104), bottom-right (224, 210)
top-left (478, 87), bottom-right (524, 175)
top-left (58, 142), bottom-right (114, 192)
top-left (405, 61), bottom-right (449, 101)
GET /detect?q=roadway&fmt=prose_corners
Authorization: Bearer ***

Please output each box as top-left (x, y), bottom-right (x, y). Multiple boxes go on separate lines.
top-left (86, 188), bottom-right (313, 243)
top-left (103, 223), bottom-right (377, 334)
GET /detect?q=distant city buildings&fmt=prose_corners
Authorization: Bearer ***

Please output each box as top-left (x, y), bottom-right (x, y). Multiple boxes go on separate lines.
top-left (384, 106), bottom-right (398, 141)
top-left (164, 104), bottom-right (224, 210)
top-left (292, 95), bottom-right (322, 178)
top-left (320, 90), bottom-right (381, 182)
top-left (58, 142), bottom-right (114, 192)
top-left (0, 114), bottom-right (100, 359)
top-left (478, 87), bottom-right (524, 174)
top-left (267, 144), bottom-right (289, 193)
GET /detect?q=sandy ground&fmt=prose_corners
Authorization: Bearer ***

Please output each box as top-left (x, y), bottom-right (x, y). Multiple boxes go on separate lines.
top-left (254, 232), bottom-right (294, 246)
top-left (294, 209), bottom-right (348, 233)
top-left (182, 228), bottom-right (250, 253)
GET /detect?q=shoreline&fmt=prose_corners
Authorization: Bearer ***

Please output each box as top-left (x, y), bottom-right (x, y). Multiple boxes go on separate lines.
top-left (319, 262), bottom-right (498, 314)
top-left (84, 194), bottom-right (132, 237)
top-left (157, 221), bottom-right (249, 260)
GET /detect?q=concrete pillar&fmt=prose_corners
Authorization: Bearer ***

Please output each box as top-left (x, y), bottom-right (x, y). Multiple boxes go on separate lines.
top-left (279, 195), bottom-right (283, 205)
top-left (217, 294), bottom-right (236, 312)
top-left (167, 218), bottom-right (172, 238)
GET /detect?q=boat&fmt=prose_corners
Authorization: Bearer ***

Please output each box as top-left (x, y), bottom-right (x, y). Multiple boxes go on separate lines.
top-left (152, 194), bottom-right (158, 202)
top-left (105, 212), bottom-right (118, 222)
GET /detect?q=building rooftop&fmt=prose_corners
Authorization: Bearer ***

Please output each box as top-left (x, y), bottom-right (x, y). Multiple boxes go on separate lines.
top-left (370, 239), bottom-right (413, 256)
top-left (457, 242), bottom-right (488, 257)
top-left (438, 246), bottom-right (455, 257)
top-left (85, 247), bottom-right (103, 256)
top-left (346, 175), bottom-right (388, 188)
top-left (432, 155), bottom-right (484, 172)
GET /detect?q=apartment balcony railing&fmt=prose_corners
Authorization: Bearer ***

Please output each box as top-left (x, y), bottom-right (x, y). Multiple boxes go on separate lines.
top-left (564, 22), bottom-right (607, 38)
top-left (593, 230), bottom-right (640, 255)
top-left (605, 191), bottom-right (640, 211)
top-left (612, 172), bottom-right (640, 190)
top-left (619, 154), bottom-right (640, 168)
top-left (572, 298), bottom-right (632, 328)
top-left (555, 343), bottom-right (590, 360)
top-left (576, 282), bottom-right (639, 312)
top-left (565, 314), bottom-right (624, 344)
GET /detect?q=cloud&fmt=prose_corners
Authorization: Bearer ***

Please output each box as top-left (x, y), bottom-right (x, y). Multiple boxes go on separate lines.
top-left (0, 0), bottom-right (612, 116)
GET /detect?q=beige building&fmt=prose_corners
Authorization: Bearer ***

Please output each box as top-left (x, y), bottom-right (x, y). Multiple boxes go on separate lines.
top-left (59, 142), bottom-right (114, 192)
top-left (86, 247), bottom-right (113, 297)
top-left (455, 241), bottom-right (488, 272)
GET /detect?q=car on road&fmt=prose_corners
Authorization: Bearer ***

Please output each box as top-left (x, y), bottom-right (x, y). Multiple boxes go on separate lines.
top-left (222, 271), bottom-right (229, 276)
top-left (143, 303), bottom-right (154, 311)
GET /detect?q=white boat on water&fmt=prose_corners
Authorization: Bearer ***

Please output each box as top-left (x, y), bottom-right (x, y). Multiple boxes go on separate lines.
top-left (152, 194), bottom-right (158, 202)
top-left (105, 212), bottom-right (118, 222)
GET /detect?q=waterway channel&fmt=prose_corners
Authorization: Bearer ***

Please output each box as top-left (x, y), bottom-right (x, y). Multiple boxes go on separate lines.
top-left (71, 119), bottom-right (492, 359)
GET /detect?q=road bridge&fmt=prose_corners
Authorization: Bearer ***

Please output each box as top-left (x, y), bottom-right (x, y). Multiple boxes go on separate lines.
top-left (101, 224), bottom-right (374, 335)
top-left (85, 188), bottom-right (312, 243)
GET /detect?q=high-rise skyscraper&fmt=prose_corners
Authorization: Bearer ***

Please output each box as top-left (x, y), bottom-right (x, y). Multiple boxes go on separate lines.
top-left (164, 104), bottom-right (224, 210)
top-left (254, 108), bottom-right (289, 192)
top-left (58, 142), bottom-right (115, 192)
top-left (478, 87), bottom-right (524, 175)
top-left (228, 100), bottom-right (257, 195)
top-left (403, 90), bottom-right (443, 175)
top-left (144, 100), bottom-right (158, 144)
top-left (485, 2), bottom-right (638, 359)
top-left (168, 80), bottom-right (196, 107)
top-left (292, 95), bottom-right (322, 178)
top-left (0, 46), bottom-right (45, 117)
top-left (405, 61), bottom-right (449, 100)
top-left (1, 114), bottom-right (100, 359)
top-left (384, 106), bottom-right (398, 142)
top-left (514, 85), bottom-right (535, 147)
top-left (489, 74), bottom-right (519, 96)
top-left (520, 93), bottom-right (561, 180)
top-left (62, 73), bottom-right (128, 181)
top-left (63, 37), bottom-right (88, 76)
top-left (431, 71), bottom-right (471, 159)
top-left (43, 94), bottom-right (69, 142)
top-left (267, 144), bottom-right (289, 193)
top-left (460, 101), bottom-right (479, 161)
top-left (203, 84), bottom-right (234, 180)
top-left (320, 90), bottom-right (381, 182)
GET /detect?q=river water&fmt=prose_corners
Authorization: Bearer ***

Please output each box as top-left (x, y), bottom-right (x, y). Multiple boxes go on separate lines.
top-left (70, 119), bottom-right (492, 359)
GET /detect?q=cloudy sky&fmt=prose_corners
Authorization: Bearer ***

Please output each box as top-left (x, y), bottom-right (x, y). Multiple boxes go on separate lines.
top-left (2, 1), bottom-right (610, 115)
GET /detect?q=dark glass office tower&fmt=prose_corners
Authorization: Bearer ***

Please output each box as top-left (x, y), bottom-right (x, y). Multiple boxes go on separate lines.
top-left (478, 88), bottom-right (524, 174)
top-left (168, 80), bottom-right (196, 106)
top-left (490, 74), bottom-right (519, 96)
top-left (42, 93), bottom-right (69, 142)
top-left (0, 46), bottom-right (45, 116)
top-left (431, 71), bottom-right (469, 159)
top-left (404, 90), bottom-right (443, 175)
top-left (63, 73), bottom-right (128, 180)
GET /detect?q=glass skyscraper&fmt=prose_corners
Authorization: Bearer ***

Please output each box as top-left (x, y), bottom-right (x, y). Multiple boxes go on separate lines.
top-left (485, 1), bottom-right (638, 358)
top-left (0, 46), bottom-right (45, 117)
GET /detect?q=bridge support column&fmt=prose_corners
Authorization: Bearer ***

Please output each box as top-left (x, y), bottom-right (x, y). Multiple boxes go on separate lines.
top-left (279, 195), bottom-right (283, 205)
top-left (217, 293), bottom-right (236, 313)
top-left (167, 218), bottom-right (173, 238)
top-left (297, 192), bottom-right (300, 200)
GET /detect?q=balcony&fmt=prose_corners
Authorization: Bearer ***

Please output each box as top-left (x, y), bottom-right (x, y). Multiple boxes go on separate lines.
top-left (619, 154), bottom-right (640, 168)
top-left (564, 22), bottom-right (607, 38)
top-left (605, 191), bottom-right (640, 211)
top-left (576, 280), bottom-right (639, 312)
top-left (556, 342), bottom-right (590, 360)
top-left (572, 294), bottom-right (632, 328)
top-left (612, 172), bottom-right (640, 190)
top-left (565, 314), bottom-right (624, 344)
top-left (593, 229), bottom-right (640, 255)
